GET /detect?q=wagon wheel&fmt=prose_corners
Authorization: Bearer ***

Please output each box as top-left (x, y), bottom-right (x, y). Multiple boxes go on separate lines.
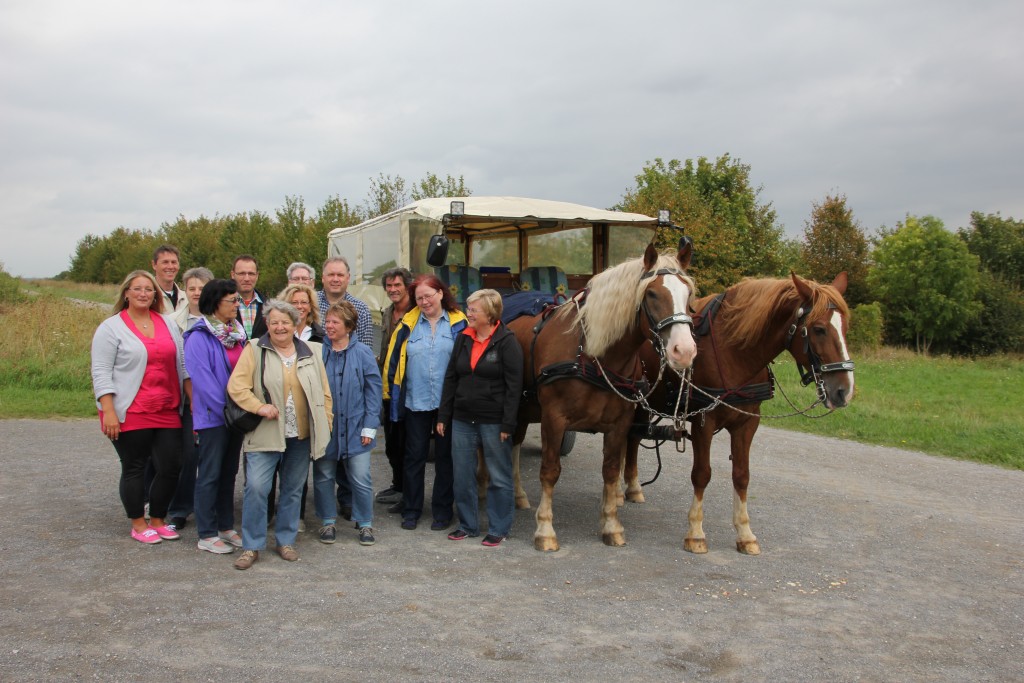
top-left (560, 430), bottom-right (576, 457)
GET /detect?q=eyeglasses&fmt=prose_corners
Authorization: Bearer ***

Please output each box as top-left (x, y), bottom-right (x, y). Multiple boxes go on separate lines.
top-left (415, 289), bottom-right (441, 303)
top-left (289, 277), bottom-right (312, 283)
top-left (129, 287), bottom-right (155, 294)
top-left (221, 297), bottom-right (241, 304)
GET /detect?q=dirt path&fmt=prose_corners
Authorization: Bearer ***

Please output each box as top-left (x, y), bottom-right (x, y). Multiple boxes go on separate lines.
top-left (0, 419), bottom-right (1021, 682)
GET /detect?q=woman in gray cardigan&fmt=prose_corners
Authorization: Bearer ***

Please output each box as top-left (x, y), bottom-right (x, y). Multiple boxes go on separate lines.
top-left (91, 270), bottom-right (190, 545)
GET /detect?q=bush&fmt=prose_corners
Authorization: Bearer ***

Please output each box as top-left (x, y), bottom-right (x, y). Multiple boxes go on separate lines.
top-left (947, 270), bottom-right (1024, 355)
top-left (847, 302), bottom-right (883, 352)
top-left (0, 263), bottom-right (26, 306)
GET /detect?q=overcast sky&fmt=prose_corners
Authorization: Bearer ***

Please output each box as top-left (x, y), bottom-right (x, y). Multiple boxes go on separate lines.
top-left (2, 1), bottom-right (1022, 277)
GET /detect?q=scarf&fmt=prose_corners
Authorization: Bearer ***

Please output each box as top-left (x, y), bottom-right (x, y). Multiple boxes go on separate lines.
top-left (204, 315), bottom-right (247, 348)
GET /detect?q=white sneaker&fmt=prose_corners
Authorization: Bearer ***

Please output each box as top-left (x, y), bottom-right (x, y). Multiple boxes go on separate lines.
top-left (198, 537), bottom-right (234, 554)
top-left (218, 530), bottom-right (243, 548)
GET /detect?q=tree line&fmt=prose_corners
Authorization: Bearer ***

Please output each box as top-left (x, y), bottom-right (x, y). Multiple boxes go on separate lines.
top-left (63, 158), bottom-right (1023, 355)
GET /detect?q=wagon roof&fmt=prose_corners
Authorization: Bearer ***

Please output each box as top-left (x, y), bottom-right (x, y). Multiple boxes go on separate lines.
top-left (328, 196), bottom-right (658, 237)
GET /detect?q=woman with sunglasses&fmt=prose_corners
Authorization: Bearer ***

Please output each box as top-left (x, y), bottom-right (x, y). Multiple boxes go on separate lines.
top-left (381, 274), bottom-right (466, 531)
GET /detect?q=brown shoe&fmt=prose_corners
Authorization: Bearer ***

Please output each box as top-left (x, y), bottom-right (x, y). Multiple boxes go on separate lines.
top-left (233, 550), bottom-right (258, 570)
top-left (276, 545), bottom-right (299, 562)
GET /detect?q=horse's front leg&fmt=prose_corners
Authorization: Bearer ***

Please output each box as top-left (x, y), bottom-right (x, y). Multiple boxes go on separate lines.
top-left (534, 421), bottom-right (563, 552)
top-left (730, 421), bottom-right (760, 555)
top-left (683, 426), bottom-right (712, 554)
top-left (601, 429), bottom-right (629, 546)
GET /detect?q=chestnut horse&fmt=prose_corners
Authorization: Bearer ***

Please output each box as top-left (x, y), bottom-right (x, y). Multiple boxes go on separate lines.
top-left (507, 243), bottom-right (697, 551)
top-left (622, 273), bottom-right (854, 554)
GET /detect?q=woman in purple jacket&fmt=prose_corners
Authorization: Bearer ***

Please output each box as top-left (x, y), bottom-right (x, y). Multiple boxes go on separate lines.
top-left (184, 279), bottom-right (247, 555)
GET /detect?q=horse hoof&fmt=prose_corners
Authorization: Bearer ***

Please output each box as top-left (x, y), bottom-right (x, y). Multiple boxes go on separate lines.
top-left (602, 532), bottom-right (627, 547)
top-left (515, 496), bottom-right (531, 510)
top-left (683, 537), bottom-right (708, 554)
top-left (534, 536), bottom-right (559, 552)
top-left (625, 491), bottom-right (646, 504)
top-left (736, 540), bottom-right (761, 555)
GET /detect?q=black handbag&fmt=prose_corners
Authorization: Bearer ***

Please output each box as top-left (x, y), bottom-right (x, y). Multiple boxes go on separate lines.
top-left (224, 346), bottom-right (268, 433)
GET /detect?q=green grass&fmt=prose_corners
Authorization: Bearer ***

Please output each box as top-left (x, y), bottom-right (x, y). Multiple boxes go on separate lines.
top-left (763, 348), bottom-right (1024, 469)
top-left (22, 279), bottom-right (120, 305)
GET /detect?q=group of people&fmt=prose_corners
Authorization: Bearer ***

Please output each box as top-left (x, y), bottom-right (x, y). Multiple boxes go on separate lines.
top-left (90, 244), bottom-right (523, 571)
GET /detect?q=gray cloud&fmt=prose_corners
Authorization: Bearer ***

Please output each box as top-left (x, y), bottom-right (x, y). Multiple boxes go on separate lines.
top-left (2, 0), bottom-right (1022, 276)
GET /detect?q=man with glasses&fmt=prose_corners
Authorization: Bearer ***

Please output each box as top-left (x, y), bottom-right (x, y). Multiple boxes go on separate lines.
top-left (231, 254), bottom-right (267, 339)
top-left (286, 262), bottom-right (316, 286)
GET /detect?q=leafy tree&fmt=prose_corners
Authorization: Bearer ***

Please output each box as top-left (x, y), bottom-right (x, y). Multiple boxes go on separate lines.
top-left (867, 215), bottom-right (981, 353)
top-left (958, 211), bottom-right (1023, 289)
top-left (361, 173), bottom-right (409, 219)
top-left (411, 173), bottom-right (472, 201)
top-left (801, 194), bottom-right (871, 305)
top-left (948, 269), bottom-right (1024, 354)
top-left (616, 156), bottom-right (785, 293)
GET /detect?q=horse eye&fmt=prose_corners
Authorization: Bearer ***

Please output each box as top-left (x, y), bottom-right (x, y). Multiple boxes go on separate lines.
top-left (812, 325), bottom-right (828, 336)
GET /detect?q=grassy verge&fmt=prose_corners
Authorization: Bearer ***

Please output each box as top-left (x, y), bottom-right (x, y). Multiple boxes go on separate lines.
top-left (22, 279), bottom-right (119, 305)
top-left (763, 348), bottom-right (1024, 469)
top-left (0, 295), bottom-right (109, 419)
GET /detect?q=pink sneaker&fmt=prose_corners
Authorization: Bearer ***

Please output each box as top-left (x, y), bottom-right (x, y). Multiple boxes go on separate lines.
top-left (131, 527), bottom-right (162, 544)
top-left (151, 524), bottom-right (181, 540)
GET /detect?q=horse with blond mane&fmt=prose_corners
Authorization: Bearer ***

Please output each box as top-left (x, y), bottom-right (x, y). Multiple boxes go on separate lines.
top-left (507, 242), bottom-right (698, 551)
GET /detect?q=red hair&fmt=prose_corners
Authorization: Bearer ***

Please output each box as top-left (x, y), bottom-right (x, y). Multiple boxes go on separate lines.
top-left (411, 273), bottom-right (459, 313)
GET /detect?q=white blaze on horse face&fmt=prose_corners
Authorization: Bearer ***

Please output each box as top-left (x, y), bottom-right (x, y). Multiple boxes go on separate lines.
top-left (830, 310), bottom-right (855, 399)
top-left (663, 277), bottom-right (697, 369)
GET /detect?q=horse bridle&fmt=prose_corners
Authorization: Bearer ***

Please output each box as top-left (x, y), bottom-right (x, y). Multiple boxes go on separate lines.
top-left (638, 268), bottom-right (694, 352)
top-left (784, 302), bottom-right (856, 396)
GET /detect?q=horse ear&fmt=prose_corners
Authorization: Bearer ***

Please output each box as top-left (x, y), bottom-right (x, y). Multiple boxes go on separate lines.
top-left (791, 271), bottom-right (814, 303)
top-left (643, 242), bottom-right (658, 271)
top-left (832, 271), bottom-right (848, 295)
top-left (677, 236), bottom-right (693, 270)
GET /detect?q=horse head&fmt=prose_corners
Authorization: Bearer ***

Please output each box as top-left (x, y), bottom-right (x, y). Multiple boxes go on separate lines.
top-left (789, 272), bottom-right (855, 409)
top-left (639, 242), bottom-right (698, 371)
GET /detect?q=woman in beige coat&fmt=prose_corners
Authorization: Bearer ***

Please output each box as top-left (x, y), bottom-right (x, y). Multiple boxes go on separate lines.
top-left (227, 300), bottom-right (332, 570)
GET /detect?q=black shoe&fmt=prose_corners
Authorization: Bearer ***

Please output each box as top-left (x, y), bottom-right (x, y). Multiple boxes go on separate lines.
top-left (387, 501), bottom-right (403, 514)
top-left (401, 518), bottom-right (417, 530)
top-left (430, 518), bottom-right (451, 531)
top-left (319, 525), bottom-right (336, 544)
top-left (340, 506), bottom-right (352, 521)
top-left (358, 527), bottom-right (376, 546)
top-left (375, 488), bottom-right (402, 505)
top-left (168, 516), bottom-right (187, 531)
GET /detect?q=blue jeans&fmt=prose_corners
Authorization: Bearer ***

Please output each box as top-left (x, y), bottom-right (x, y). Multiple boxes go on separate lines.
top-left (334, 457), bottom-right (351, 509)
top-left (193, 425), bottom-right (242, 539)
top-left (452, 420), bottom-right (514, 537)
top-left (402, 409), bottom-right (453, 523)
top-left (241, 438), bottom-right (310, 550)
top-left (316, 452), bottom-right (372, 526)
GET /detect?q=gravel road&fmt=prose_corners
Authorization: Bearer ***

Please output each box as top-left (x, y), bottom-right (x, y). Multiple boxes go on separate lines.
top-left (0, 418), bottom-right (1021, 682)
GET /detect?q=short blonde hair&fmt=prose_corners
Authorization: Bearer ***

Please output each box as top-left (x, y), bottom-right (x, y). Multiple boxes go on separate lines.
top-left (278, 283), bottom-right (320, 326)
top-left (466, 289), bottom-right (502, 324)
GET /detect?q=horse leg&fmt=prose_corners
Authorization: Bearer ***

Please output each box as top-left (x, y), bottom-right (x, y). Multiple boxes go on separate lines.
top-left (730, 422), bottom-right (760, 555)
top-left (534, 420), bottom-right (563, 552)
top-left (512, 422), bottom-right (530, 509)
top-left (601, 429), bottom-right (629, 546)
top-left (683, 427), bottom-right (712, 554)
top-left (622, 435), bottom-right (645, 504)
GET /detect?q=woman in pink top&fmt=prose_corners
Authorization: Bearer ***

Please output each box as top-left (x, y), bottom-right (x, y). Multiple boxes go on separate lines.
top-left (91, 270), bottom-right (190, 545)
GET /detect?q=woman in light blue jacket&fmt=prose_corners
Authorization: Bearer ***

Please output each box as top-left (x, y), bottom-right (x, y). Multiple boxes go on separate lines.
top-left (317, 301), bottom-right (382, 546)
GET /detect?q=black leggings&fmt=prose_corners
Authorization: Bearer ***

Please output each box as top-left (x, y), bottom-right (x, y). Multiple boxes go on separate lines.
top-left (111, 428), bottom-right (182, 519)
